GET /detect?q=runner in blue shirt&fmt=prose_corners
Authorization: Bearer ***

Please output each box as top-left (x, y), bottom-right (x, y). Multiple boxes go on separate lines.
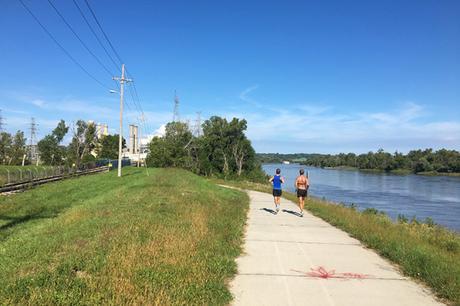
top-left (269, 168), bottom-right (285, 214)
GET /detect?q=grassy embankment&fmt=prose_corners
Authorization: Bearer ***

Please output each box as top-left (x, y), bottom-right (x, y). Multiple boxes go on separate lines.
top-left (0, 167), bottom-right (248, 305)
top-left (214, 179), bottom-right (460, 305)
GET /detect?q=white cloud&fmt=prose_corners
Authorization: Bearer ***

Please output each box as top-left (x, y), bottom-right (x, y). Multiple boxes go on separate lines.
top-left (238, 85), bottom-right (261, 107)
top-left (295, 104), bottom-right (331, 116)
top-left (2, 91), bottom-right (115, 118)
top-left (153, 124), bottom-right (166, 137)
top-left (220, 101), bottom-right (460, 153)
top-left (31, 99), bottom-right (46, 108)
top-left (3, 88), bottom-right (458, 153)
top-left (53, 100), bottom-right (113, 117)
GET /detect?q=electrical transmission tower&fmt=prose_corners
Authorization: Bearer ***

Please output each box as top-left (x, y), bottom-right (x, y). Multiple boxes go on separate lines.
top-left (28, 117), bottom-right (38, 162)
top-left (194, 111), bottom-right (202, 137)
top-left (0, 109), bottom-right (4, 132)
top-left (173, 91), bottom-right (180, 122)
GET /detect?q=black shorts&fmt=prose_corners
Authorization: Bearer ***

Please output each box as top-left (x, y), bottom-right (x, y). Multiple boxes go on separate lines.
top-left (273, 189), bottom-right (282, 197)
top-left (297, 189), bottom-right (307, 198)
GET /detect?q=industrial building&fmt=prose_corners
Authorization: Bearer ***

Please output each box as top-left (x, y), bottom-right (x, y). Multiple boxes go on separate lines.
top-left (122, 124), bottom-right (148, 165)
top-left (96, 123), bottom-right (108, 139)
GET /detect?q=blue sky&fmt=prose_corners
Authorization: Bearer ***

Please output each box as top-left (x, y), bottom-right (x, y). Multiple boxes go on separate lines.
top-left (1, 0), bottom-right (459, 153)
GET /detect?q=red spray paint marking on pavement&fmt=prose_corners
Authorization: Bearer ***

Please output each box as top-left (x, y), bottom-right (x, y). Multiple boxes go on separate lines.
top-left (292, 267), bottom-right (370, 279)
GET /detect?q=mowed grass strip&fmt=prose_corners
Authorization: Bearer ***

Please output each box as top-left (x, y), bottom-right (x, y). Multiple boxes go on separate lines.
top-left (0, 168), bottom-right (249, 305)
top-left (215, 179), bottom-right (460, 305)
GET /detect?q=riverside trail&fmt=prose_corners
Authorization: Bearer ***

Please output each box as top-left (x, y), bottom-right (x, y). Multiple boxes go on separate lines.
top-left (229, 190), bottom-right (443, 306)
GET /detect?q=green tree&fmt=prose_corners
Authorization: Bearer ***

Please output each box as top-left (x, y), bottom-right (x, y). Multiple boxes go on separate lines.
top-left (97, 134), bottom-right (125, 159)
top-left (146, 116), bottom-right (260, 178)
top-left (301, 148), bottom-right (460, 174)
top-left (201, 116), bottom-right (232, 174)
top-left (201, 116), bottom-right (256, 176)
top-left (37, 120), bottom-right (69, 165)
top-left (227, 118), bottom-right (256, 176)
top-left (67, 120), bottom-right (97, 168)
top-left (393, 151), bottom-right (409, 169)
top-left (10, 131), bottom-right (27, 165)
top-left (414, 157), bottom-right (432, 173)
top-left (146, 122), bottom-right (192, 168)
top-left (374, 149), bottom-right (394, 171)
top-left (0, 132), bottom-right (12, 164)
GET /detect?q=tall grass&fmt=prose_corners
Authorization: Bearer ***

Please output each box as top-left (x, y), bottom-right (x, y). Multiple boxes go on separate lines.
top-left (215, 179), bottom-right (460, 305)
top-left (0, 168), bottom-right (249, 305)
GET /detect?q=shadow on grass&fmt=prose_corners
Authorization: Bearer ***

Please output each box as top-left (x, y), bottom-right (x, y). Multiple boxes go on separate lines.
top-left (117, 169), bottom-right (144, 177)
top-left (282, 209), bottom-right (302, 217)
top-left (0, 211), bottom-right (55, 232)
top-left (260, 208), bottom-right (277, 215)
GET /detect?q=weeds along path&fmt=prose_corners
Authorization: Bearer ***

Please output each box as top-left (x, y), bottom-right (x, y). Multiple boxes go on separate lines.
top-left (229, 190), bottom-right (444, 306)
top-left (0, 168), bottom-right (249, 305)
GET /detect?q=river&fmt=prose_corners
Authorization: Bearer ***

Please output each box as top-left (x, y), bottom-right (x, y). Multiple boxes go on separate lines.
top-left (262, 163), bottom-right (460, 231)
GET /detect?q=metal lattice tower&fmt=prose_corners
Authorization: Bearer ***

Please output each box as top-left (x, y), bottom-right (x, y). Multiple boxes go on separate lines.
top-left (194, 111), bottom-right (202, 137)
top-left (173, 90), bottom-right (180, 122)
top-left (0, 109), bottom-right (4, 132)
top-left (28, 117), bottom-right (38, 160)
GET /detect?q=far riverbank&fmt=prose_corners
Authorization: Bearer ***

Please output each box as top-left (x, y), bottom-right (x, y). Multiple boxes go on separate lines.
top-left (318, 165), bottom-right (460, 177)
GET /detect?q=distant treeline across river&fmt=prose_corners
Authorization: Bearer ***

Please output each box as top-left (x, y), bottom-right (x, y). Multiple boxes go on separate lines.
top-left (257, 148), bottom-right (460, 176)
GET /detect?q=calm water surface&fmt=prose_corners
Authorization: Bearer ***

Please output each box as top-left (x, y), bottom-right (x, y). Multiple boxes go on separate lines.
top-left (263, 163), bottom-right (460, 231)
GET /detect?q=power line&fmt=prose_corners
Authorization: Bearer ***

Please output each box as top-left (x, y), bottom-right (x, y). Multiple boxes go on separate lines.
top-left (82, 0), bottom-right (151, 137)
top-left (127, 82), bottom-right (151, 132)
top-left (18, 0), bottom-right (111, 90)
top-left (81, 0), bottom-right (147, 124)
top-left (47, 0), bottom-right (115, 78)
top-left (118, 68), bottom-right (150, 135)
top-left (126, 84), bottom-right (150, 140)
top-left (71, 0), bottom-right (121, 74)
top-left (131, 81), bottom-right (152, 134)
top-left (129, 79), bottom-right (148, 125)
top-left (126, 83), bottom-right (141, 115)
top-left (84, 0), bottom-right (124, 65)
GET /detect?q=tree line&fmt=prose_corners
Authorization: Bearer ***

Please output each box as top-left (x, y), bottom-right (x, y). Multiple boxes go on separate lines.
top-left (0, 119), bottom-right (125, 167)
top-left (256, 153), bottom-right (318, 163)
top-left (0, 131), bottom-right (27, 165)
top-left (146, 116), bottom-right (265, 181)
top-left (1, 115), bottom-right (265, 181)
top-left (301, 149), bottom-right (460, 174)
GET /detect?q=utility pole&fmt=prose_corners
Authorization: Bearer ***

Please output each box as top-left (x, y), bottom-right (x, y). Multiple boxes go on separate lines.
top-left (113, 64), bottom-right (132, 177)
top-left (138, 113), bottom-right (144, 167)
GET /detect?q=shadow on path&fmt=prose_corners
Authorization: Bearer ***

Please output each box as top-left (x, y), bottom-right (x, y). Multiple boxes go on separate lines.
top-left (282, 209), bottom-right (302, 217)
top-left (260, 208), bottom-right (277, 215)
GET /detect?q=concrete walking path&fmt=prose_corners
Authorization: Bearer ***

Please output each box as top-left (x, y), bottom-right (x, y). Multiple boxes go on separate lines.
top-left (230, 190), bottom-right (443, 306)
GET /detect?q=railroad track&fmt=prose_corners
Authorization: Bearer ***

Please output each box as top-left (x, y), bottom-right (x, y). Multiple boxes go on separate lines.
top-left (0, 166), bottom-right (110, 194)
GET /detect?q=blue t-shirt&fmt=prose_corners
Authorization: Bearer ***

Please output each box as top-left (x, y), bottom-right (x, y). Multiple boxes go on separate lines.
top-left (272, 175), bottom-right (282, 190)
